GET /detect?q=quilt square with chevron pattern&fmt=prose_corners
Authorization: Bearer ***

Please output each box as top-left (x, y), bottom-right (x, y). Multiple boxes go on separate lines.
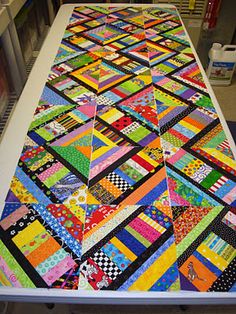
top-left (0, 5), bottom-right (235, 293)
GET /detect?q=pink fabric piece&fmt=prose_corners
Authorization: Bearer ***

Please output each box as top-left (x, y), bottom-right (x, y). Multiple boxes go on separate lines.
top-left (38, 162), bottom-right (64, 181)
top-left (223, 186), bottom-right (236, 204)
top-left (0, 256), bottom-right (22, 287)
top-left (79, 105), bottom-right (96, 118)
top-left (170, 190), bottom-right (191, 206)
top-left (42, 256), bottom-right (76, 286)
top-left (168, 148), bottom-right (186, 164)
top-left (0, 205), bottom-right (29, 230)
top-left (129, 217), bottom-right (161, 243)
top-left (90, 147), bottom-right (132, 179)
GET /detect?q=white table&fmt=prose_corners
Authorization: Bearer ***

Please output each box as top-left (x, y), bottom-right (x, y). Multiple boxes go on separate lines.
top-left (0, 3), bottom-right (235, 305)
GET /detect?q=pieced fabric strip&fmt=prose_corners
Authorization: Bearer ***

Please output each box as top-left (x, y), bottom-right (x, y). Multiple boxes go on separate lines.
top-left (0, 5), bottom-right (236, 292)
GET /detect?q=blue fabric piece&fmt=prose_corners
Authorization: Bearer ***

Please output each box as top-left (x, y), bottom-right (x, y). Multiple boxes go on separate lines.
top-left (0, 203), bottom-right (22, 220)
top-left (150, 261), bottom-right (179, 291)
top-left (116, 229), bottom-right (146, 256)
top-left (41, 86), bottom-right (72, 105)
top-left (193, 251), bottom-right (222, 277)
top-left (14, 166), bottom-right (51, 205)
top-left (138, 179), bottom-right (167, 205)
top-left (118, 236), bottom-right (175, 290)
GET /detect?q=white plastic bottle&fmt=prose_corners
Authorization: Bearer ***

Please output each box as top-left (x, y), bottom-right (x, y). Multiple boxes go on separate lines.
top-left (207, 43), bottom-right (236, 86)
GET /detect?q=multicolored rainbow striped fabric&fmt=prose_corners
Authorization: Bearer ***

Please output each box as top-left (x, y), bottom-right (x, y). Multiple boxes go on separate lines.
top-left (0, 5), bottom-right (236, 292)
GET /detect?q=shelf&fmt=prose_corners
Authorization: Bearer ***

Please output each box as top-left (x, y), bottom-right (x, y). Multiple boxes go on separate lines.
top-left (1, 0), bottom-right (27, 19)
top-left (0, 7), bottom-right (10, 36)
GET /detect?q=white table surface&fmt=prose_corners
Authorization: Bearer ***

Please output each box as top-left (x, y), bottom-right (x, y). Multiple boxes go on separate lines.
top-left (0, 3), bottom-right (235, 304)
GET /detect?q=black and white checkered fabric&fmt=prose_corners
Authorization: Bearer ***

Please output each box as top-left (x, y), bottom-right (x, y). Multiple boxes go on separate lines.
top-left (92, 250), bottom-right (121, 280)
top-left (106, 172), bottom-right (130, 192)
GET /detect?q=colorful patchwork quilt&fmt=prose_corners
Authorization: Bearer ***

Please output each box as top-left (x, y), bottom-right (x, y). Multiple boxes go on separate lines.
top-left (0, 5), bottom-right (236, 293)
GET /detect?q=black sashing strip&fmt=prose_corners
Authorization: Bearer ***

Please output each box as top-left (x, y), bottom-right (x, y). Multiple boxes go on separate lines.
top-left (182, 118), bottom-right (220, 148)
top-left (160, 105), bottom-right (197, 134)
top-left (177, 206), bottom-right (229, 267)
top-left (67, 72), bottom-right (99, 94)
top-left (0, 225), bottom-right (48, 288)
top-left (212, 220), bottom-right (236, 249)
top-left (81, 205), bottom-right (147, 262)
top-left (19, 161), bottom-right (60, 204)
top-left (95, 116), bottom-right (139, 147)
top-left (166, 162), bottom-right (227, 207)
top-left (118, 50), bottom-right (149, 68)
top-left (112, 163), bottom-right (165, 205)
top-left (45, 145), bottom-right (88, 185)
top-left (184, 146), bottom-right (236, 183)
top-left (103, 226), bottom-right (174, 290)
top-left (208, 258), bottom-right (236, 292)
top-left (89, 146), bottom-right (142, 186)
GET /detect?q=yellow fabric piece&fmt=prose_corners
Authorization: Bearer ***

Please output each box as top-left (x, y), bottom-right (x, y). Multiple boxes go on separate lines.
top-left (197, 243), bottom-right (228, 271)
top-left (13, 220), bottom-right (45, 248)
top-left (139, 213), bottom-right (166, 233)
top-left (110, 237), bottom-right (137, 262)
top-left (128, 243), bottom-right (177, 290)
top-left (10, 176), bottom-right (38, 203)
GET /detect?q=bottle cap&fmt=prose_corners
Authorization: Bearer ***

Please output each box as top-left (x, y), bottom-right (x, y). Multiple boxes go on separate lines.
top-left (212, 43), bottom-right (222, 49)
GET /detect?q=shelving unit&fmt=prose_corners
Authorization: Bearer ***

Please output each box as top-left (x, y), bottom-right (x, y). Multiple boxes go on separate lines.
top-left (0, 7), bottom-right (21, 104)
top-left (0, 1), bottom-right (51, 138)
top-left (1, 0), bottom-right (28, 85)
top-left (0, 8), bottom-right (18, 141)
top-left (1, 0), bottom-right (57, 84)
top-left (0, 7), bottom-right (10, 36)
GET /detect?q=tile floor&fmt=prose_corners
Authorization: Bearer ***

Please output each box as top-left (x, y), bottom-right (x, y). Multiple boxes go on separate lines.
top-left (213, 74), bottom-right (236, 122)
